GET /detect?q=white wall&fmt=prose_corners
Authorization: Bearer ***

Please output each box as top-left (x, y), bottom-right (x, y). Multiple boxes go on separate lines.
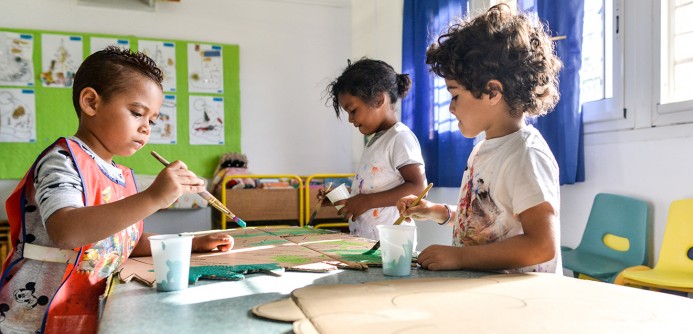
top-left (0, 0), bottom-right (353, 219)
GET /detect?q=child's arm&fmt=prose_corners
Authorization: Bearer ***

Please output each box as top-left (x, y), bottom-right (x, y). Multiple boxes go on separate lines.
top-left (46, 160), bottom-right (206, 249)
top-left (417, 201), bottom-right (557, 271)
top-left (130, 232), bottom-right (233, 257)
top-left (336, 164), bottom-right (426, 221)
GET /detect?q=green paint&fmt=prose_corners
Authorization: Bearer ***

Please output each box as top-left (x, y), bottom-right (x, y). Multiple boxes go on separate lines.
top-left (188, 264), bottom-right (282, 283)
top-left (266, 228), bottom-right (336, 236)
top-left (251, 239), bottom-right (289, 246)
top-left (233, 232), bottom-right (272, 239)
top-left (319, 240), bottom-right (365, 249)
top-left (333, 250), bottom-right (382, 263)
top-left (271, 255), bottom-right (314, 264)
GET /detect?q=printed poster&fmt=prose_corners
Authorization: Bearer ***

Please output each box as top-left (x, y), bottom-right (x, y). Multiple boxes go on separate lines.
top-left (0, 88), bottom-right (36, 143)
top-left (150, 94), bottom-right (177, 144)
top-left (41, 34), bottom-right (83, 88)
top-left (187, 43), bottom-right (223, 94)
top-left (139, 40), bottom-right (177, 92)
top-left (90, 37), bottom-right (130, 54)
top-left (0, 31), bottom-right (34, 87)
top-left (189, 95), bottom-right (224, 145)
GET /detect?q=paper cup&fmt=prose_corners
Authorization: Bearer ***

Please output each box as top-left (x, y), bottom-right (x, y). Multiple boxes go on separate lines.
top-left (149, 234), bottom-right (193, 292)
top-left (376, 225), bottom-right (416, 276)
top-left (325, 183), bottom-right (350, 210)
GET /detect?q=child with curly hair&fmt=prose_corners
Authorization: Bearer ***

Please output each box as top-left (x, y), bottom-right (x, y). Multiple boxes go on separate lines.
top-left (398, 4), bottom-right (563, 273)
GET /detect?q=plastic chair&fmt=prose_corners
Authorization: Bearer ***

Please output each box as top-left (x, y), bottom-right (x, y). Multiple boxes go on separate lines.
top-left (615, 199), bottom-right (693, 293)
top-left (561, 193), bottom-right (649, 283)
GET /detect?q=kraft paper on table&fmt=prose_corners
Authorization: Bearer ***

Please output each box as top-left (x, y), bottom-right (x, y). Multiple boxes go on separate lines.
top-left (118, 227), bottom-right (380, 286)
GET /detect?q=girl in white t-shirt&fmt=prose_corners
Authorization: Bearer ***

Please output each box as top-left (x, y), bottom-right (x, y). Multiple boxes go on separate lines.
top-left (323, 58), bottom-right (427, 240)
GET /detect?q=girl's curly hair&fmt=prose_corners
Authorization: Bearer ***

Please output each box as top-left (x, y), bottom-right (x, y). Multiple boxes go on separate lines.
top-left (426, 4), bottom-right (562, 117)
top-left (325, 57), bottom-right (411, 118)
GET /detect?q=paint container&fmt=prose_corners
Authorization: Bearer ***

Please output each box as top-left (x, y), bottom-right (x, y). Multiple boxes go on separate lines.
top-left (376, 225), bottom-right (416, 276)
top-left (325, 183), bottom-right (350, 210)
top-left (149, 234), bottom-right (194, 292)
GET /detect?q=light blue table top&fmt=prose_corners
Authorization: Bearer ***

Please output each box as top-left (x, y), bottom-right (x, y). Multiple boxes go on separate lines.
top-left (98, 267), bottom-right (490, 333)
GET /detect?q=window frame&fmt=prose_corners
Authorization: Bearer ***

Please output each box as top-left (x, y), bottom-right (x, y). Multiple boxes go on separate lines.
top-left (653, 0), bottom-right (693, 127)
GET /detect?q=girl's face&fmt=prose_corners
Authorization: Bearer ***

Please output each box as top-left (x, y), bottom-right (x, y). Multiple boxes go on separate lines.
top-left (338, 92), bottom-right (396, 135)
top-left (445, 79), bottom-right (491, 139)
top-left (83, 76), bottom-right (163, 162)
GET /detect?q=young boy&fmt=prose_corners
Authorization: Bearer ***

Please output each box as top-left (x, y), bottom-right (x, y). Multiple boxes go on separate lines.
top-left (397, 4), bottom-right (562, 273)
top-left (0, 47), bottom-right (232, 333)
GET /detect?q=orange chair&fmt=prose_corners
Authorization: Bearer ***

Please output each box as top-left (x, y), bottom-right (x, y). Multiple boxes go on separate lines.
top-left (615, 199), bottom-right (693, 293)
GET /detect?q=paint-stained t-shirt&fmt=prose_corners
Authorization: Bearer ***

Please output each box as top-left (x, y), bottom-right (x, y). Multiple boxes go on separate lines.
top-left (350, 122), bottom-right (425, 240)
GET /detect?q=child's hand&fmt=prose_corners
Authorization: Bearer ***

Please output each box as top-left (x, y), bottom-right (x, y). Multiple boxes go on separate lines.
top-left (417, 245), bottom-right (464, 270)
top-left (396, 195), bottom-right (436, 222)
top-left (336, 194), bottom-right (370, 221)
top-left (192, 233), bottom-right (234, 252)
top-left (316, 189), bottom-right (330, 207)
top-left (147, 160), bottom-right (207, 209)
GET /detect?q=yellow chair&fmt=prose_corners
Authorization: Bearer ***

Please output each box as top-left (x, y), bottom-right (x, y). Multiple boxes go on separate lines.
top-left (615, 199), bottom-right (693, 293)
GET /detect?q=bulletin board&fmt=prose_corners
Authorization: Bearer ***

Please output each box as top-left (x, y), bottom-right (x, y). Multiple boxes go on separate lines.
top-left (0, 27), bottom-right (240, 179)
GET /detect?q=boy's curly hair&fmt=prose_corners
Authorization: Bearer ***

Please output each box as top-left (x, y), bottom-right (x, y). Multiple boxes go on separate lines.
top-left (426, 4), bottom-right (562, 117)
top-left (72, 46), bottom-right (163, 117)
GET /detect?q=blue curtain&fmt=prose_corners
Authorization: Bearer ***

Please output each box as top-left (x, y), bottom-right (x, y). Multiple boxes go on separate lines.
top-left (534, 0), bottom-right (586, 184)
top-left (402, 0), bottom-right (471, 187)
top-left (402, 0), bottom-right (585, 186)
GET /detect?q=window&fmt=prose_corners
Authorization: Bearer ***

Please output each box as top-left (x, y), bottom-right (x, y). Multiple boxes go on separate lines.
top-left (581, 0), bottom-right (626, 128)
top-left (655, 0), bottom-right (693, 126)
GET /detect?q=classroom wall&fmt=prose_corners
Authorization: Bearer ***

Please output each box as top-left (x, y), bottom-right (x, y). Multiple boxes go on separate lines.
top-left (3, 1), bottom-right (691, 267)
top-left (0, 0), bottom-right (353, 219)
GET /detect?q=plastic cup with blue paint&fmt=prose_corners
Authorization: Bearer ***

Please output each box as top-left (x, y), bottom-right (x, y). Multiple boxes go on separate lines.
top-left (377, 225), bottom-right (416, 276)
top-left (149, 234), bottom-right (194, 292)
top-left (325, 183), bottom-right (350, 210)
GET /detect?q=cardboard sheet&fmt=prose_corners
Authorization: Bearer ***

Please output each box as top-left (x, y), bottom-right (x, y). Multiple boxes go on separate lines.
top-left (118, 227), bottom-right (380, 286)
top-left (252, 273), bottom-right (693, 333)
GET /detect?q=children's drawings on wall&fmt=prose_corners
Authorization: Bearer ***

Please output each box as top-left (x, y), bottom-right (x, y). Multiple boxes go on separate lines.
top-left (40, 34), bottom-right (83, 88)
top-left (189, 96), bottom-right (224, 145)
top-left (0, 89), bottom-right (36, 143)
top-left (139, 40), bottom-right (177, 92)
top-left (0, 31), bottom-right (34, 87)
top-left (150, 94), bottom-right (177, 144)
top-left (90, 37), bottom-right (129, 54)
top-left (188, 43), bottom-right (223, 94)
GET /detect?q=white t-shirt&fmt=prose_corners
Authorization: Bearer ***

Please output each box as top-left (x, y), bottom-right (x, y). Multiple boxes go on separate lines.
top-left (453, 125), bottom-right (561, 273)
top-left (350, 122), bottom-right (425, 240)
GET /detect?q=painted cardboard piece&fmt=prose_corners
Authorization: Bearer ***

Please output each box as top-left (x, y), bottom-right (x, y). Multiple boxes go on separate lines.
top-left (118, 227), bottom-right (380, 286)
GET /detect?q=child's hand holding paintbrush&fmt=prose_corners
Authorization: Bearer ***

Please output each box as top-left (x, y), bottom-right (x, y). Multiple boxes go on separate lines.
top-left (151, 151), bottom-right (247, 228)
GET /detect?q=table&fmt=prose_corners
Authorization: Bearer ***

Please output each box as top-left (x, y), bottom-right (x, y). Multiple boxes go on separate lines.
top-left (98, 267), bottom-right (489, 333)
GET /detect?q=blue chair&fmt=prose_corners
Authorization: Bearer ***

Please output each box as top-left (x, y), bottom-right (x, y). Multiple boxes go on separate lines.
top-left (561, 193), bottom-right (649, 283)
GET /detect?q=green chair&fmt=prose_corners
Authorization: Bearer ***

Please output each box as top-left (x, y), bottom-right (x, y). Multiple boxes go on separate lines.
top-left (561, 193), bottom-right (649, 283)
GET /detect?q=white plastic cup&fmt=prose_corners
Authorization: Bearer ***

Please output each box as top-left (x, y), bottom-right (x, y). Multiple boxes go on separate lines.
top-left (325, 184), bottom-right (350, 210)
top-left (148, 234), bottom-right (193, 292)
top-left (377, 225), bottom-right (416, 276)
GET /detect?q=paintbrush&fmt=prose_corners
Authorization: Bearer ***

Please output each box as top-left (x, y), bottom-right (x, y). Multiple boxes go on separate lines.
top-left (363, 182), bottom-right (433, 255)
top-left (306, 182), bottom-right (333, 227)
top-left (151, 151), bottom-right (247, 228)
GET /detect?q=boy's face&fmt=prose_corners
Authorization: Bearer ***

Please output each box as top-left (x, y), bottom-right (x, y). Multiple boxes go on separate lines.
top-left (83, 76), bottom-right (163, 161)
top-left (338, 92), bottom-right (394, 135)
top-left (445, 79), bottom-right (490, 139)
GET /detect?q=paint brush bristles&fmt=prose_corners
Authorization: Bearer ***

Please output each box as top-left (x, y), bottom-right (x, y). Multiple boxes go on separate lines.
top-left (150, 151), bottom-right (247, 228)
